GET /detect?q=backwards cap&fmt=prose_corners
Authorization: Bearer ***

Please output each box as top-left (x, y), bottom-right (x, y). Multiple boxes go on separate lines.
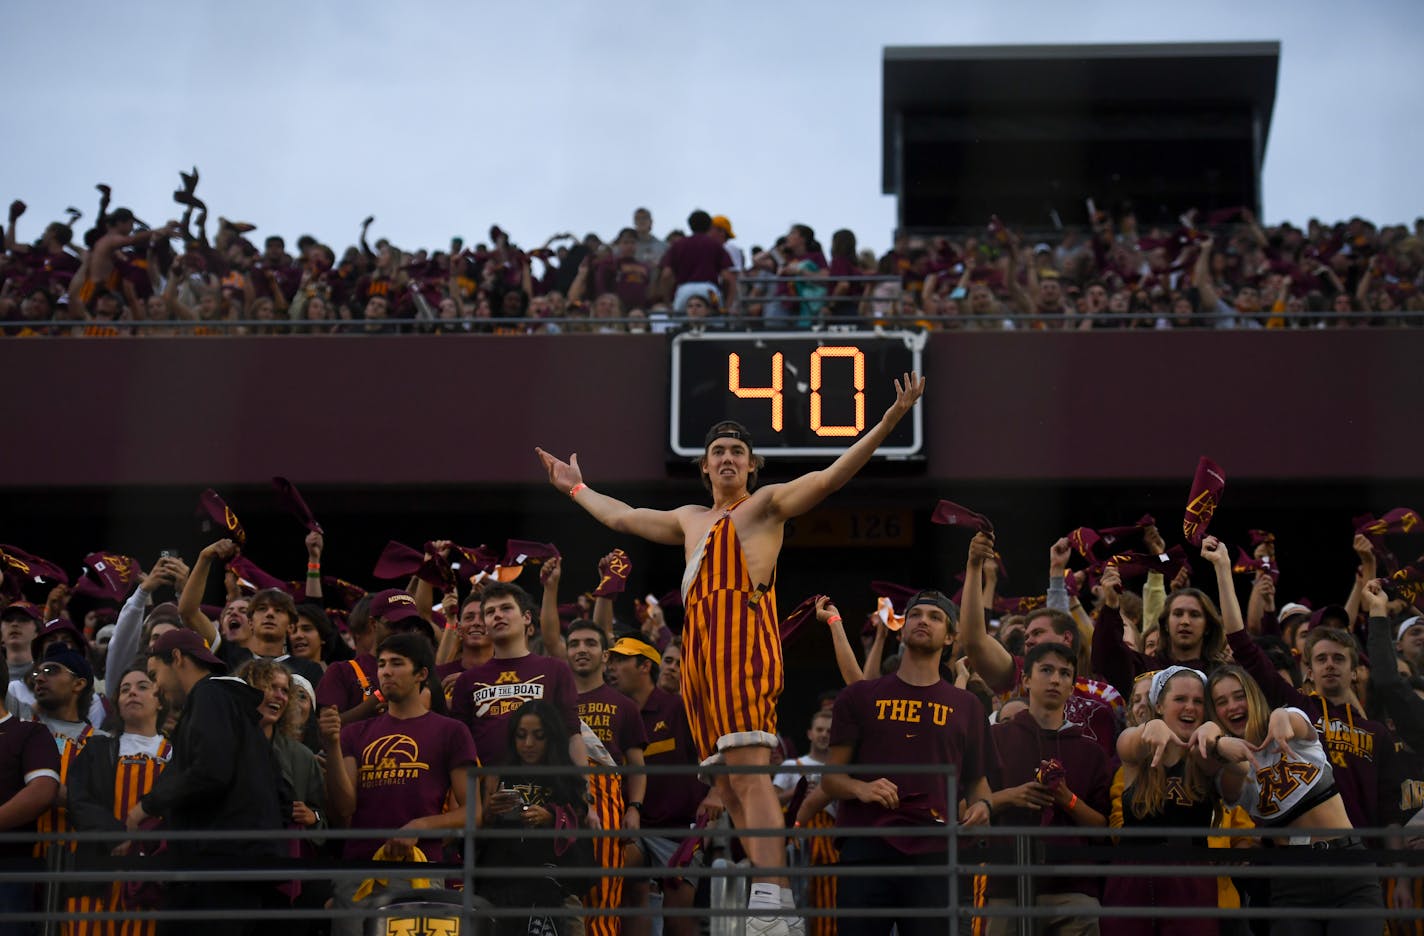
top-left (704, 421), bottom-right (754, 452)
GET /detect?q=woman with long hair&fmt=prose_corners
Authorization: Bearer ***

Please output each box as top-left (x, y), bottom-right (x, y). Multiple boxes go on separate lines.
top-left (1103, 666), bottom-right (1221, 936)
top-left (236, 659), bottom-right (328, 931)
top-left (1193, 687), bottom-right (1383, 931)
top-left (481, 699), bottom-right (591, 935)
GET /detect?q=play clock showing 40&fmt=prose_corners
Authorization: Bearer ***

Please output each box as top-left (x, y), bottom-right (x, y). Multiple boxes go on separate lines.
top-left (669, 331), bottom-right (925, 458)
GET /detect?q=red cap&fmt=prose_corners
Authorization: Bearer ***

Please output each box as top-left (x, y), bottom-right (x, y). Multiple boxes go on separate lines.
top-left (1, 601), bottom-right (44, 624)
top-left (32, 617), bottom-right (89, 659)
top-left (369, 589), bottom-right (423, 625)
top-left (196, 490), bottom-right (246, 547)
top-left (148, 628), bottom-right (226, 671)
top-left (1183, 456), bottom-right (1226, 546)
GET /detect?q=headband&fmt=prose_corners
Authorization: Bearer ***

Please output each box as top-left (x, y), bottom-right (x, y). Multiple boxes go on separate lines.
top-left (1398, 616), bottom-right (1423, 643)
top-left (1149, 665), bottom-right (1207, 708)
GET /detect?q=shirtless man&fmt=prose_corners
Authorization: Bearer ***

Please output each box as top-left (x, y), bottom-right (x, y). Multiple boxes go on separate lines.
top-left (536, 371), bottom-right (925, 936)
top-left (79, 209), bottom-right (177, 303)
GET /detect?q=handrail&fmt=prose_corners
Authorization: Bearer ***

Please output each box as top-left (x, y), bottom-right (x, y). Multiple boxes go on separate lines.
top-left (15, 308), bottom-right (1424, 331)
top-left (0, 759), bottom-right (1418, 928)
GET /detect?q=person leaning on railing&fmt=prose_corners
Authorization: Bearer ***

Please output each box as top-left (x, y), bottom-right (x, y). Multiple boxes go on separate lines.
top-left (820, 548), bottom-right (993, 936)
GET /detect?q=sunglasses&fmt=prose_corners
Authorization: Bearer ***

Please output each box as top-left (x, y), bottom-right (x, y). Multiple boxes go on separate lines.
top-left (35, 663), bottom-right (77, 677)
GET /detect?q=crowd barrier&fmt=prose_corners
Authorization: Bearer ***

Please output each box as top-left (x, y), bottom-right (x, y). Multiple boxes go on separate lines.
top-left (3, 762), bottom-right (1421, 934)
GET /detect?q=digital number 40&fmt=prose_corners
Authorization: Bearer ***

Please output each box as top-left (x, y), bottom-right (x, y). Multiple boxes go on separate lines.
top-left (728, 347), bottom-right (866, 437)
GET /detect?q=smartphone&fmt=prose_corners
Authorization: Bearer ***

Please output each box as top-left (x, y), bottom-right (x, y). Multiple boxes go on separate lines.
top-left (159, 549), bottom-right (177, 560)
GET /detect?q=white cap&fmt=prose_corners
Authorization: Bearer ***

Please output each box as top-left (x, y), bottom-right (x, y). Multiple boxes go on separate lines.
top-left (1277, 602), bottom-right (1311, 622)
top-left (1397, 616), bottom-right (1423, 643)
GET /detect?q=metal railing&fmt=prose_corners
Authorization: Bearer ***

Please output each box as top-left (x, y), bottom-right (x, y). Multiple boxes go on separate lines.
top-left (3, 761), bottom-right (1422, 933)
top-left (17, 309), bottom-right (1424, 335)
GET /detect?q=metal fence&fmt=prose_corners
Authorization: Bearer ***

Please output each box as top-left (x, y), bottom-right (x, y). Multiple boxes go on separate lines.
top-left (2, 761), bottom-right (1422, 934)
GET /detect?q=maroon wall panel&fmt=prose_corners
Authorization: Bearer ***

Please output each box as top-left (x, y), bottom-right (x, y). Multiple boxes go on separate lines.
top-left (5, 329), bottom-right (1419, 486)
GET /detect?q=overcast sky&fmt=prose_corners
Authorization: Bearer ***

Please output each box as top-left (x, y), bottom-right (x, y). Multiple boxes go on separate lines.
top-left (4, 0), bottom-right (1420, 255)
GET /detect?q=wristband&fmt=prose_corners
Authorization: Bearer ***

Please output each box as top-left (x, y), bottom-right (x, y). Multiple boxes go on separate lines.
top-left (975, 797), bottom-right (993, 818)
top-left (306, 570), bottom-right (321, 579)
top-left (568, 483), bottom-right (587, 499)
top-left (307, 562), bottom-right (321, 571)
top-left (1066, 793), bottom-right (1078, 811)
top-left (371, 688), bottom-right (385, 704)
top-left (444, 621), bottom-right (456, 631)
top-left (627, 801), bottom-right (643, 812)
top-left (826, 615), bottom-right (842, 627)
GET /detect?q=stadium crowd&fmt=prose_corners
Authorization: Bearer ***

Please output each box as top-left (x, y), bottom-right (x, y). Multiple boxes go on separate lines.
top-left (3, 173), bottom-right (1424, 335)
top-left (1, 469), bottom-right (1421, 936)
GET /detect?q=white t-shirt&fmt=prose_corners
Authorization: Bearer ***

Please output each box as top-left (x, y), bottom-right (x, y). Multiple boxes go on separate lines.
top-left (1219, 706), bottom-right (1335, 826)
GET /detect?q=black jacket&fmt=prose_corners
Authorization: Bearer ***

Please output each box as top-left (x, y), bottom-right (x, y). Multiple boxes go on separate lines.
top-left (140, 676), bottom-right (288, 858)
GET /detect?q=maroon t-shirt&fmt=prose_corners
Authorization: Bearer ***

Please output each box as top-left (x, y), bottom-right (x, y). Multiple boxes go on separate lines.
top-left (660, 233), bottom-right (731, 287)
top-left (339, 710), bottom-right (479, 860)
top-left (0, 713), bottom-right (62, 859)
top-left (594, 257), bottom-right (654, 311)
top-left (639, 687), bottom-right (706, 827)
top-left (830, 673), bottom-right (994, 855)
top-left (435, 659), bottom-right (466, 684)
top-left (578, 684), bottom-right (648, 765)
top-left (449, 653), bottom-right (579, 766)
top-left (316, 655), bottom-right (377, 713)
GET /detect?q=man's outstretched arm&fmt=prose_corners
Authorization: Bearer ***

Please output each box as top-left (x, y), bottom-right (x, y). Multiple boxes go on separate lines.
top-left (766, 373), bottom-right (925, 520)
top-left (536, 449), bottom-right (685, 545)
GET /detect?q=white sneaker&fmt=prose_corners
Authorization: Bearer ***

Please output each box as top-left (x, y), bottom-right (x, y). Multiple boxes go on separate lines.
top-left (781, 891), bottom-right (805, 936)
top-left (747, 916), bottom-right (791, 936)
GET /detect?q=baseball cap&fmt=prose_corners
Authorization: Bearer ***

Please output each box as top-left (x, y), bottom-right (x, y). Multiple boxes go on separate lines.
top-left (609, 636), bottom-right (660, 664)
top-left (40, 645), bottom-right (94, 685)
top-left (711, 215), bottom-right (736, 239)
top-left (904, 589), bottom-right (959, 625)
top-left (1, 601), bottom-right (44, 624)
top-left (370, 589), bottom-right (423, 626)
top-left (31, 619), bottom-right (88, 659)
top-left (1397, 616), bottom-right (1424, 642)
top-left (95, 624), bottom-right (116, 647)
top-left (1277, 602), bottom-right (1312, 623)
top-left (703, 420), bottom-right (754, 451)
top-left (148, 628), bottom-right (226, 672)
top-left (1307, 605), bottom-right (1351, 632)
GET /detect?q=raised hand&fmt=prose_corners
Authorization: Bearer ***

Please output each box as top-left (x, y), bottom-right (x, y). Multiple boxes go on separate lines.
top-left (1049, 537), bottom-right (1072, 575)
top-left (814, 595), bottom-right (840, 624)
top-left (883, 372), bottom-right (926, 424)
top-left (1099, 564), bottom-right (1122, 607)
top-left (534, 448), bottom-right (583, 494)
top-left (205, 538), bottom-right (239, 562)
top-left (967, 531), bottom-right (996, 570)
top-left (1200, 535), bottom-right (1229, 569)
top-left (1362, 578), bottom-right (1388, 617)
